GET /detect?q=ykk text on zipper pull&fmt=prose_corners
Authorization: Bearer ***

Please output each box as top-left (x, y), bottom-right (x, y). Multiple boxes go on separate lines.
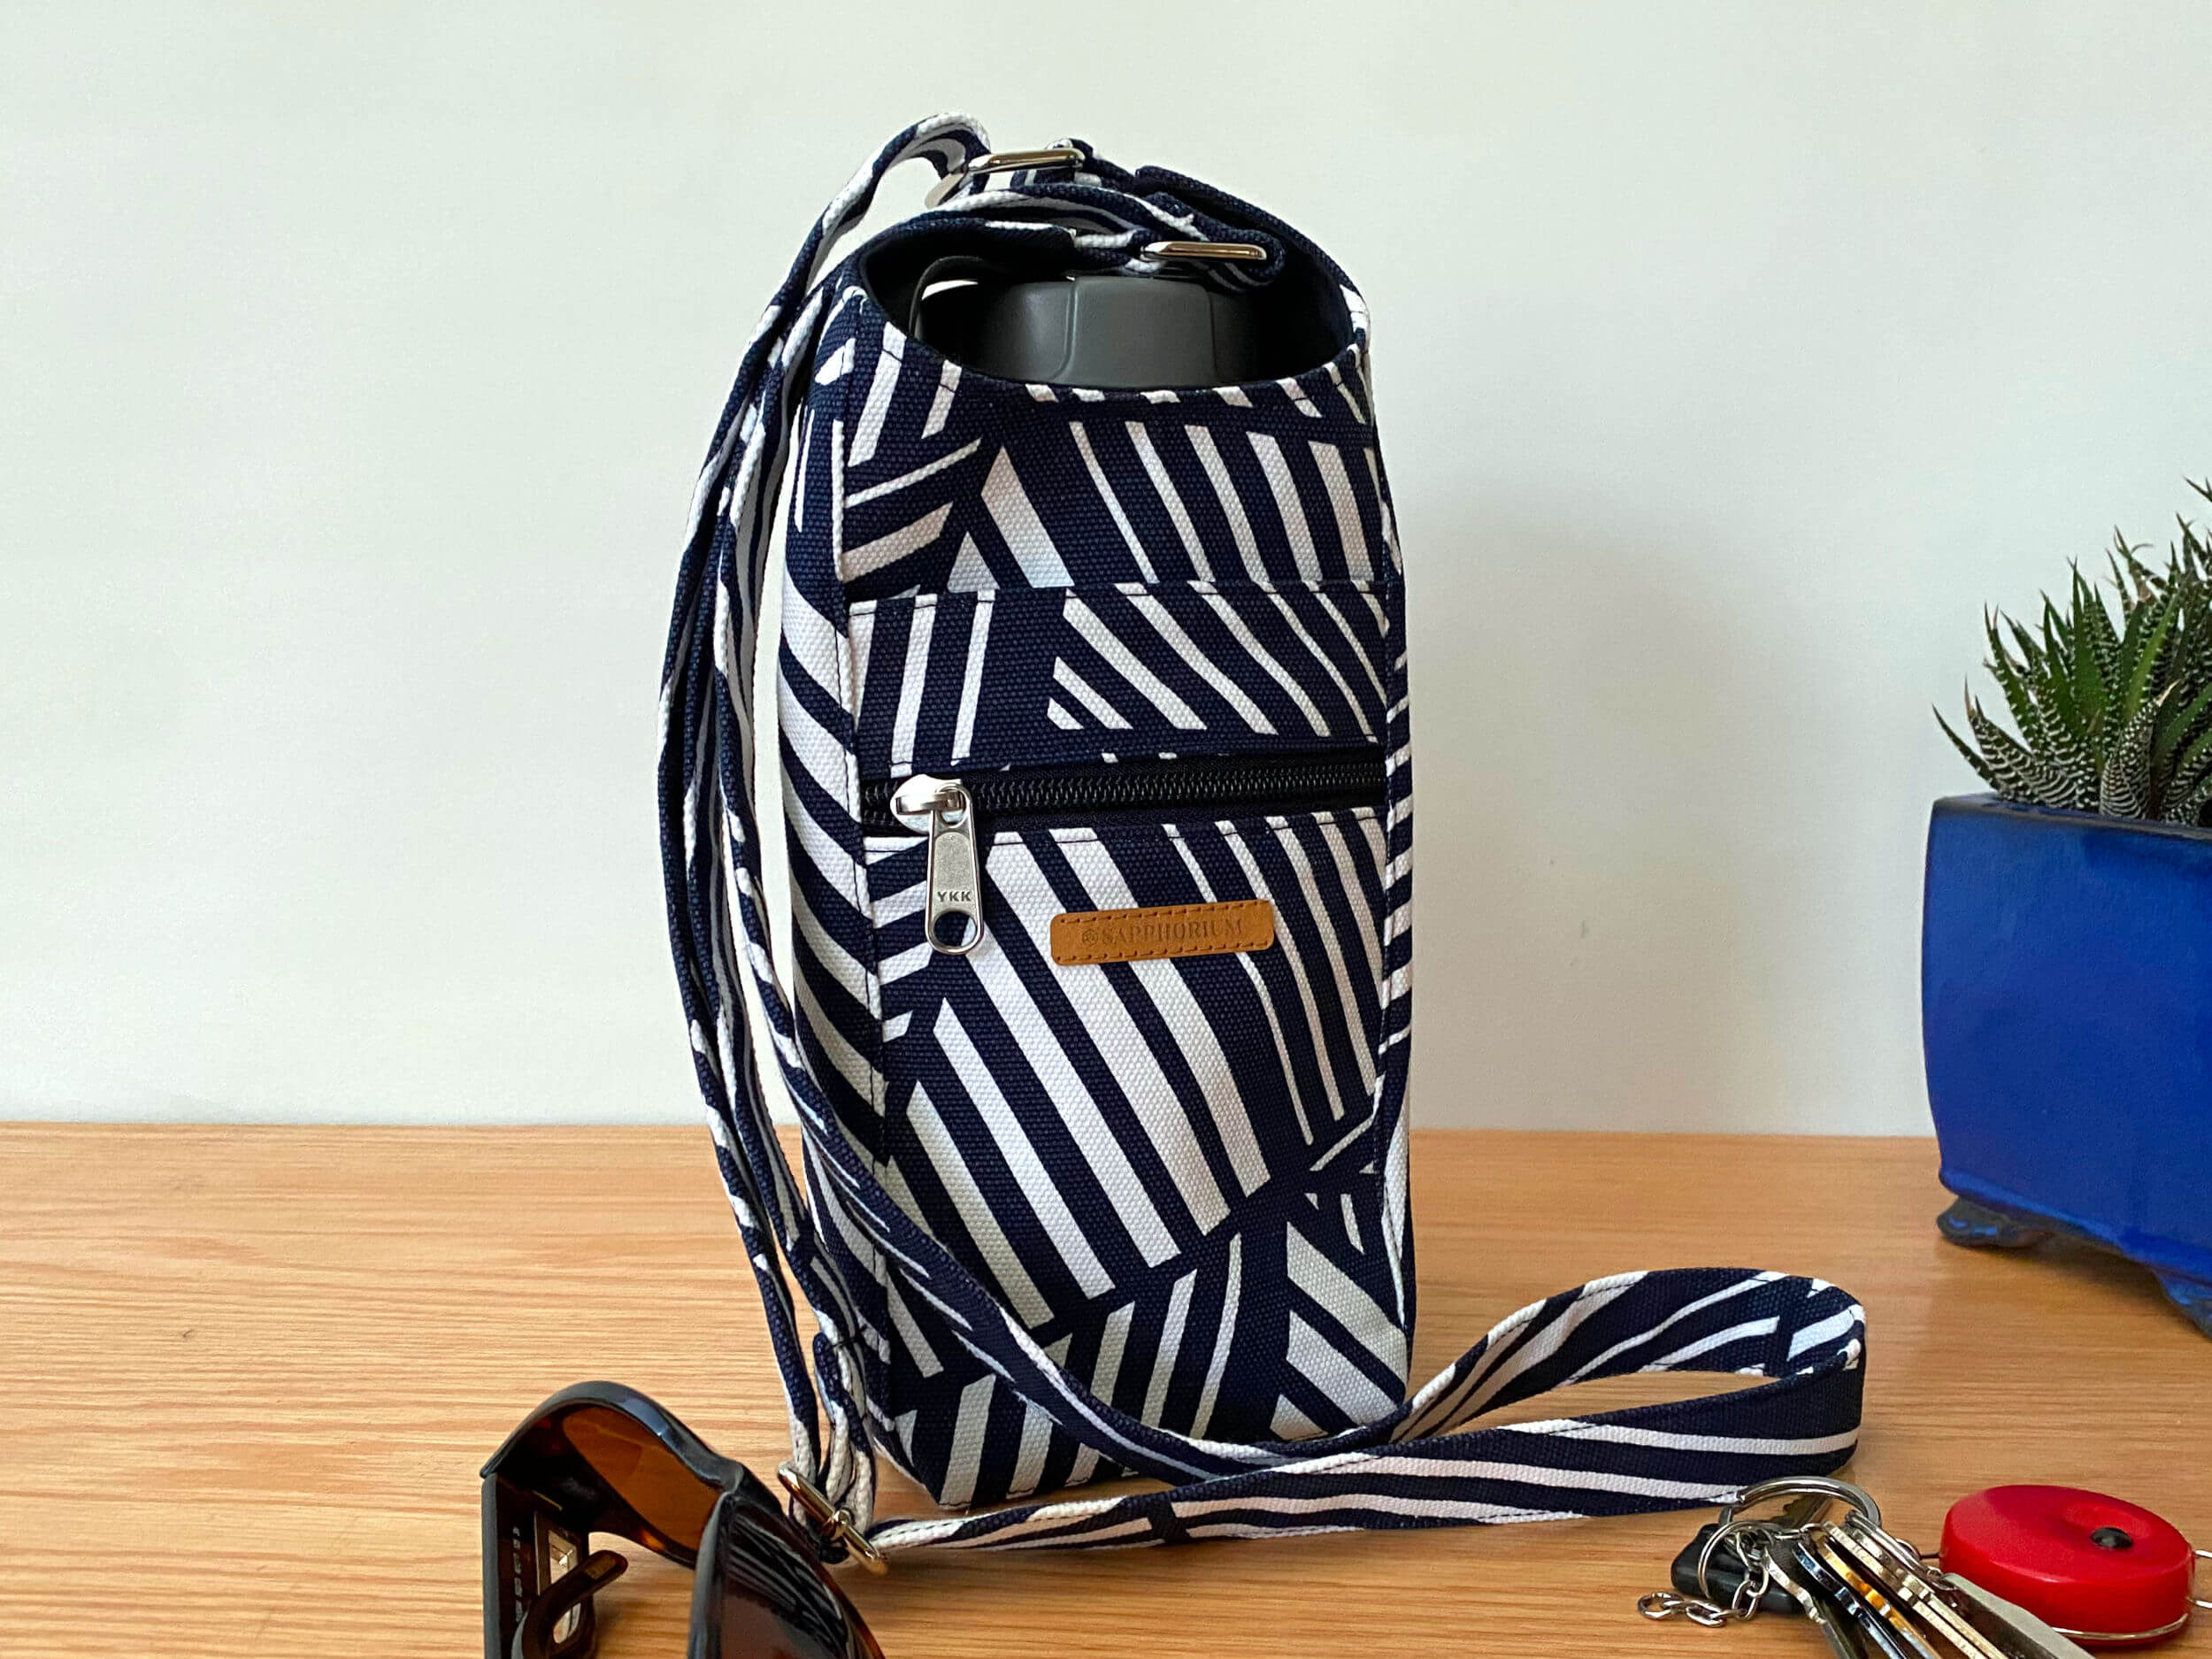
top-left (889, 775), bottom-right (986, 955)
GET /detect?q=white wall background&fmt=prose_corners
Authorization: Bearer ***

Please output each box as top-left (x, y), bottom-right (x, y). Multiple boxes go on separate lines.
top-left (6, 3), bottom-right (2209, 1130)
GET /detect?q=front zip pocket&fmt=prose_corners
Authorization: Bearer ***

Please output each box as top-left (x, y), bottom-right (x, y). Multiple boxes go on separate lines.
top-left (856, 755), bottom-right (1405, 1466)
top-left (867, 753), bottom-right (1386, 954)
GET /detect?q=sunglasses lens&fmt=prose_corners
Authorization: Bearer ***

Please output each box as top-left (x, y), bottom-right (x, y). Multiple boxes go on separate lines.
top-left (705, 1493), bottom-right (882, 1659)
top-left (555, 1403), bottom-right (720, 1554)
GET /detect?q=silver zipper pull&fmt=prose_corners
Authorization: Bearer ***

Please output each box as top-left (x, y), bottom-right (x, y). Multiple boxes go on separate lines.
top-left (888, 775), bottom-right (986, 955)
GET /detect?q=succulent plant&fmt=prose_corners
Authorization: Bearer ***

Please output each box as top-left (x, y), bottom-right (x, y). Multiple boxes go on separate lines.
top-left (1939, 480), bottom-right (2212, 826)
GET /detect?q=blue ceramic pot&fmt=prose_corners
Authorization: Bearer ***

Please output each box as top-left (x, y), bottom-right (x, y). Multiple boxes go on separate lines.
top-left (1922, 794), bottom-right (2212, 1338)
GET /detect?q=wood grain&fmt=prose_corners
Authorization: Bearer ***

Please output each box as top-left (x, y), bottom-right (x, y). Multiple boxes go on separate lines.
top-left (1, 1125), bottom-right (2203, 1655)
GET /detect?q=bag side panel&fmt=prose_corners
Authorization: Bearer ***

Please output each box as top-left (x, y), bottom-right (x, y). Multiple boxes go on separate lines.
top-left (789, 273), bottom-right (1415, 1509)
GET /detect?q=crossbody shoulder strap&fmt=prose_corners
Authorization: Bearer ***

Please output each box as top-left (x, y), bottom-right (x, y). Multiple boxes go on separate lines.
top-left (660, 114), bottom-right (1866, 1562)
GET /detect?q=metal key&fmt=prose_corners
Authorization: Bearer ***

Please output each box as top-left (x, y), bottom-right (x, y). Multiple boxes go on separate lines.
top-left (1811, 1525), bottom-right (1962, 1659)
top-left (1778, 1529), bottom-right (1936, 1659)
top-left (1809, 1517), bottom-right (2095, 1659)
top-left (1830, 1512), bottom-right (2096, 1659)
top-left (1816, 1520), bottom-right (2008, 1659)
top-left (1763, 1534), bottom-right (1872, 1659)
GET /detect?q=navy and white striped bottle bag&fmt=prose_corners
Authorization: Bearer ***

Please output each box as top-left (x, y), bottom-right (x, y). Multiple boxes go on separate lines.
top-left (659, 116), bottom-right (1865, 1563)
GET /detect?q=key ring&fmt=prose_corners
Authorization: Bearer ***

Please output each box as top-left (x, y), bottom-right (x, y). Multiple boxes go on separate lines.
top-left (1697, 1477), bottom-right (1880, 1608)
top-left (1638, 1478), bottom-right (1886, 1632)
top-left (1694, 1518), bottom-right (1775, 1611)
top-left (1719, 1474), bottom-right (1883, 1532)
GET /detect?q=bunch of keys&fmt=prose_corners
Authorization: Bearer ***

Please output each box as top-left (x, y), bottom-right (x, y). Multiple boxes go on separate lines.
top-left (1639, 1476), bottom-right (2209, 1657)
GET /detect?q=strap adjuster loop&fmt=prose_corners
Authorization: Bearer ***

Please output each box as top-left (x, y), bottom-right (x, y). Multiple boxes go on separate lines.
top-left (778, 1463), bottom-right (889, 1572)
top-left (1141, 239), bottom-right (1268, 264)
top-left (925, 146), bottom-right (1083, 206)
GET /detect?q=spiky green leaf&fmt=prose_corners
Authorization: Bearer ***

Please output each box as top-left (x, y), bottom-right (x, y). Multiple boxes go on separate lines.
top-left (2161, 765), bottom-right (2212, 826)
top-left (2152, 679), bottom-right (2212, 771)
top-left (1936, 707), bottom-right (1997, 788)
top-left (2098, 693), bottom-right (2161, 818)
top-left (2024, 605), bottom-right (2091, 793)
top-left (2071, 570), bottom-right (2116, 733)
top-left (1983, 612), bottom-right (2046, 750)
top-left (2116, 584), bottom-right (2179, 720)
top-left (2169, 718), bottom-right (2212, 801)
top-left (2110, 533), bottom-right (2156, 606)
top-left (1967, 699), bottom-right (2077, 808)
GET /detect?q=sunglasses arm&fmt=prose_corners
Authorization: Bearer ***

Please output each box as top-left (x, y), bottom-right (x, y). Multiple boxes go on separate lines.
top-left (513, 1550), bottom-right (628, 1659)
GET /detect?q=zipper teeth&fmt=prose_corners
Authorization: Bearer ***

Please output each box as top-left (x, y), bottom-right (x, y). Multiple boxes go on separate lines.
top-left (861, 755), bottom-right (1384, 826)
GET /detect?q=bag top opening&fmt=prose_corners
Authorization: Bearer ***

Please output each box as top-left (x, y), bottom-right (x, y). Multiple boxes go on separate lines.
top-left (859, 223), bottom-right (1354, 390)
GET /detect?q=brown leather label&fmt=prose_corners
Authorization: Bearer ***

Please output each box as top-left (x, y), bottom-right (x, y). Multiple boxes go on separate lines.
top-left (1049, 899), bottom-right (1275, 966)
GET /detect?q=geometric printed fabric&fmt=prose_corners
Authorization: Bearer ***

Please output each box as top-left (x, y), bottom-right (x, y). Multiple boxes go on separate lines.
top-left (787, 257), bottom-right (1416, 1509)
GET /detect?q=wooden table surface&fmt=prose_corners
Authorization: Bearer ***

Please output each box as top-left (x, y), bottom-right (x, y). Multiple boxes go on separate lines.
top-left (2, 1125), bottom-right (2204, 1656)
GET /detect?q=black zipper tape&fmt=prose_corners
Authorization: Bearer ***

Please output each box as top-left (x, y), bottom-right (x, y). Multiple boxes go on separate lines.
top-left (859, 753), bottom-right (1386, 831)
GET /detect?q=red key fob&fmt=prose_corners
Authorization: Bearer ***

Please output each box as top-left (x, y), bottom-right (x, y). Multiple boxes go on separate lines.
top-left (1942, 1486), bottom-right (2205, 1647)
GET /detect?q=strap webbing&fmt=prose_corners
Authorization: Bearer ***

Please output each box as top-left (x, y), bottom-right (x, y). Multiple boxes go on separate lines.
top-left (659, 115), bottom-right (1865, 1560)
